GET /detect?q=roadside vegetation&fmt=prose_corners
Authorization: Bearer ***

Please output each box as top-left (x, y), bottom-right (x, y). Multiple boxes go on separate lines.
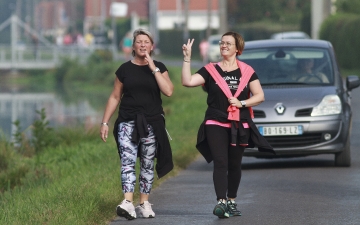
top-left (0, 53), bottom-right (207, 224)
top-left (2, 0), bottom-right (360, 222)
top-left (2, 45), bottom-right (360, 225)
top-left (320, 0), bottom-right (360, 76)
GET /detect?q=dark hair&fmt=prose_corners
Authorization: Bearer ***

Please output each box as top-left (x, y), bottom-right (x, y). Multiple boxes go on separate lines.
top-left (222, 31), bottom-right (245, 56)
top-left (132, 29), bottom-right (154, 56)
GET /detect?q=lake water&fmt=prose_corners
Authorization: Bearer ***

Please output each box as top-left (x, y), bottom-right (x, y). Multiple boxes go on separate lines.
top-left (0, 75), bottom-right (104, 141)
top-left (0, 58), bottom-right (202, 142)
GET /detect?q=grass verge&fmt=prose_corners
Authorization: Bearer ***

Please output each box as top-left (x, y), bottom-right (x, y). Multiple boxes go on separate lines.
top-left (0, 66), bottom-right (207, 225)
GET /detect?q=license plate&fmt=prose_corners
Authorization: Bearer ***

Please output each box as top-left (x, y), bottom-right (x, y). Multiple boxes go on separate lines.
top-left (258, 125), bottom-right (303, 136)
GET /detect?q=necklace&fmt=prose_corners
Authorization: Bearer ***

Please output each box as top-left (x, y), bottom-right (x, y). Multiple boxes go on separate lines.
top-left (131, 59), bottom-right (148, 66)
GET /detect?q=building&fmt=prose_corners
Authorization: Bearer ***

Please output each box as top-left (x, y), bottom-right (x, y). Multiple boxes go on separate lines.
top-left (157, 0), bottom-right (219, 30)
top-left (84, 0), bottom-right (149, 33)
top-left (34, 1), bottom-right (68, 35)
top-left (84, 0), bottom-right (219, 32)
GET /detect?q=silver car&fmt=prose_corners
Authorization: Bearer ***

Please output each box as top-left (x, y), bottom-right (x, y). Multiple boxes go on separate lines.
top-left (238, 39), bottom-right (360, 166)
top-left (207, 34), bottom-right (222, 62)
top-left (270, 31), bottom-right (311, 39)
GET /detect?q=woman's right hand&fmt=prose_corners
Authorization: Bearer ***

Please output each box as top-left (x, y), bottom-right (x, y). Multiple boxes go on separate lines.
top-left (100, 124), bottom-right (109, 142)
top-left (182, 38), bottom-right (194, 60)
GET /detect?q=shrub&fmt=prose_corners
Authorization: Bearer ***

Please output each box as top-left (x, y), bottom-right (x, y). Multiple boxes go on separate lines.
top-left (320, 14), bottom-right (360, 69)
top-left (31, 108), bottom-right (58, 153)
top-left (87, 49), bottom-right (113, 64)
top-left (0, 138), bottom-right (31, 192)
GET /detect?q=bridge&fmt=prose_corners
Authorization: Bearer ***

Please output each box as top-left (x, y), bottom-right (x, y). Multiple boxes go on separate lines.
top-left (0, 15), bottom-right (117, 70)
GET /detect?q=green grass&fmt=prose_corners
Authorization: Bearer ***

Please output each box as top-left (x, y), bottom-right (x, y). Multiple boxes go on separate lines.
top-left (1, 141), bottom-right (118, 225)
top-left (0, 66), bottom-right (207, 225)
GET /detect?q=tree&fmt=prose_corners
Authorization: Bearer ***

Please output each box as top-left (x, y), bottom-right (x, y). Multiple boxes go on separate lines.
top-left (335, 0), bottom-right (360, 14)
top-left (299, 1), bottom-right (311, 36)
top-left (228, 0), bottom-right (277, 24)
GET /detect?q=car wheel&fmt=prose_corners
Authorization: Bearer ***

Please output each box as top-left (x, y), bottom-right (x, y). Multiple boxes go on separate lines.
top-left (334, 135), bottom-right (351, 167)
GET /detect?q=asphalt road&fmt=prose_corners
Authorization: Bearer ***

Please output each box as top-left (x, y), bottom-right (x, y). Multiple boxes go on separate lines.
top-left (109, 87), bottom-right (360, 225)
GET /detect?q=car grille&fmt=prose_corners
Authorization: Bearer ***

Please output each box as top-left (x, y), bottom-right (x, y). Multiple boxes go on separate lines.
top-left (295, 108), bottom-right (312, 117)
top-left (254, 108), bottom-right (313, 118)
top-left (264, 133), bottom-right (322, 148)
top-left (253, 110), bottom-right (266, 118)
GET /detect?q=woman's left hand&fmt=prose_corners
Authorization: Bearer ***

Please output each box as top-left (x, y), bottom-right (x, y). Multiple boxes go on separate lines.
top-left (228, 97), bottom-right (240, 108)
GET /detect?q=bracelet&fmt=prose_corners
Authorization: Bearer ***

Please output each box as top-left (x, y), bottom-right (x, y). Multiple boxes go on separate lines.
top-left (100, 122), bottom-right (108, 126)
top-left (184, 59), bottom-right (191, 63)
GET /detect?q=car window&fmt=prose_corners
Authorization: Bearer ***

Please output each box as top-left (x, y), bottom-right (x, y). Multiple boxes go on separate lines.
top-left (270, 32), bottom-right (310, 39)
top-left (238, 47), bottom-right (333, 85)
top-left (210, 39), bottom-right (220, 45)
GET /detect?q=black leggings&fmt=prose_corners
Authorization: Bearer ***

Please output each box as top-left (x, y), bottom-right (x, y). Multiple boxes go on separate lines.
top-left (205, 125), bottom-right (248, 200)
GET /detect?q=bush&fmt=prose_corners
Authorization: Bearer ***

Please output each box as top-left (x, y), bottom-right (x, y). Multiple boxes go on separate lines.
top-left (87, 49), bottom-right (113, 64)
top-left (0, 108), bottom-right (100, 194)
top-left (32, 108), bottom-right (58, 153)
top-left (0, 138), bottom-right (31, 192)
top-left (52, 56), bottom-right (120, 109)
top-left (320, 14), bottom-right (360, 69)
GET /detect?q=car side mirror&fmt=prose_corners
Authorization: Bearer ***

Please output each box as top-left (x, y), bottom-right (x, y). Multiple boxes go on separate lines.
top-left (346, 75), bottom-right (360, 91)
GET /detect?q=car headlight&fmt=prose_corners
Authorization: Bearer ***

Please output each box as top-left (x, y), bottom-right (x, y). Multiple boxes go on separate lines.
top-left (311, 95), bottom-right (342, 116)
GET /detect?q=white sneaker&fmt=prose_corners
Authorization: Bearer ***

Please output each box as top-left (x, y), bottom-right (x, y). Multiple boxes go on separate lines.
top-left (116, 199), bottom-right (136, 220)
top-left (136, 201), bottom-right (155, 218)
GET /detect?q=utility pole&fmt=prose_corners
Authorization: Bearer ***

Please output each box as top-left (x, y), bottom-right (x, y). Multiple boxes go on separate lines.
top-left (16, 0), bottom-right (22, 18)
top-left (176, 0), bottom-right (181, 28)
top-left (16, 0), bottom-right (22, 42)
top-left (206, 0), bottom-right (212, 39)
top-left (149, 0), bottom-right (159, 45)
top-left (11, 15), bottom-right (18, 72)
top-left (100, 0), bottom-right (106, 32)
top-left (218, 0), bottom-right (227, 34)
top-left (25, 0), bottom-right (31, 25)
top-left (183, 0), bottom-right (189, 42)
top-left (111, 0), bottom-right (117, 58)
top-left (311, 0), bottom-right (332, 39)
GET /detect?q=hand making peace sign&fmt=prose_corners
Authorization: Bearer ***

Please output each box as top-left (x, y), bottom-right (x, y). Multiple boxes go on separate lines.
top-left (182, 38), bottom-right (194, 60)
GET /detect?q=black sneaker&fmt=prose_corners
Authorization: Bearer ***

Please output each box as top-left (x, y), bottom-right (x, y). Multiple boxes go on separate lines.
top-left (227, 200), bottom-right (241, 216)
top-left (213, 200), bottom-right (230, 218)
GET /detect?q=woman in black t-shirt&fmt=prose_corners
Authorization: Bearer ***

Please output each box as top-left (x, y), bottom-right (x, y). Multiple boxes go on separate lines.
top-left (100, 29), bottom-right (174, 220)
top-left (181, 32), bottom-right (273, 219)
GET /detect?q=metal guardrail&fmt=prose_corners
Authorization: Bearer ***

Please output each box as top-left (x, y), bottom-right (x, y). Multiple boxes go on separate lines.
top-left (0, 15), bottom-right (118, 70)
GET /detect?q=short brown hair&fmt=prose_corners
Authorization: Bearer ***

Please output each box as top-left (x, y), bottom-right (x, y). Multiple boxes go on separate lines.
top-left (132, 29), bottom-right (154, 56)
top-left (222, 31), bottom-right (245, 56)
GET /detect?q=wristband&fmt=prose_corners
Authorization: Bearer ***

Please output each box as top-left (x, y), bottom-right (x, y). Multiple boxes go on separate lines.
top-left (101, 122), bottom-right (108, 126)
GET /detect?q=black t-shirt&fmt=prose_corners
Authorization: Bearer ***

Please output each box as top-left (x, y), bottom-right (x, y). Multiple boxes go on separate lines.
top-left (197, 64), bottom-right (258, 120)
top-left (115, 60), bottom-right (168, 119)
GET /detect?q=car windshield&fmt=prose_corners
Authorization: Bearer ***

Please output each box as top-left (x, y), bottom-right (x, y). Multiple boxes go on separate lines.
top-left (238, 47), bottom-right (334, 85)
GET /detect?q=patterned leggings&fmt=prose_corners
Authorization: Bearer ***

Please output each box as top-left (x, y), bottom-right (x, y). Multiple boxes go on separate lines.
top-left (117, 121), bottom-right (157, 194)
